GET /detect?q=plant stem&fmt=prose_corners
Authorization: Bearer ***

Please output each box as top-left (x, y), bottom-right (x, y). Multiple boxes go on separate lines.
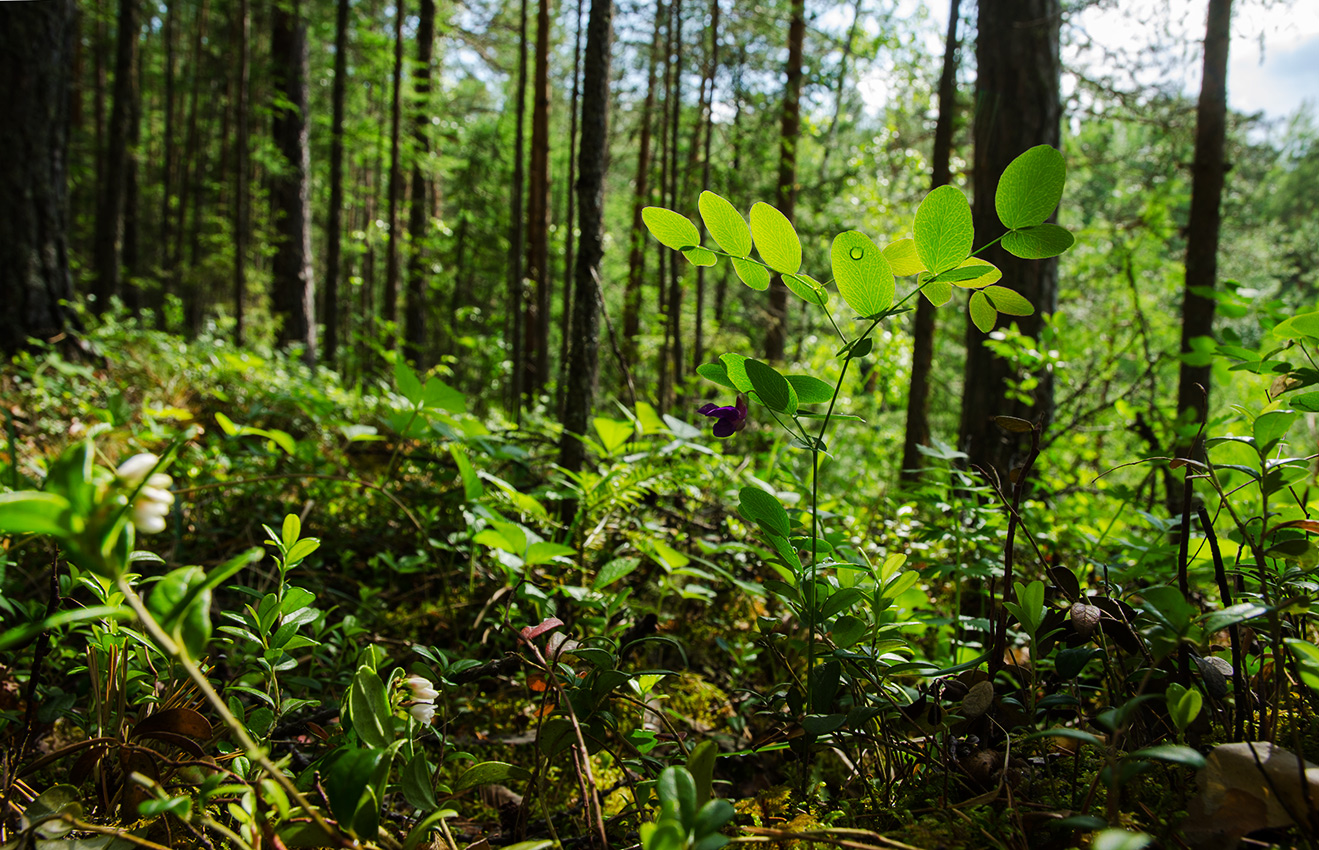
top-left (114, 577), bottom-right (349, 846)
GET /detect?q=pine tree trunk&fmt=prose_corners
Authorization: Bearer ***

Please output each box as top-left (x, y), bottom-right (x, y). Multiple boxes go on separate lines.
top-left (325, 0), bottom-right (350, 366)
top-left (764, 0), bottom-right (803, 361)
top-left (0, 0), bottom-right (78, 354)
top-left (270, 0), bottom-right (315, 364)
top-left (556, 0), bottom-right (586, 415)
top-left (1174, 0), bottom-right (1232, 455)
top-left (383, 0), bottom-right (404, 347)
top-left (657, 0), bottom-right (683, 412)
top-left (232, 0), bottom-right (248, 344)
top-left (92, 0), bottom-right (138, 312)
top-left (692, 0), bottom-right (719, 371)
top-left (957, 0), bottom-right (1060, 481)
top-left (621, 2), bottom-right (663, 365)
top-left (558, 0), bottom-right (613, 478)
top-left (900, 0), bottom-right (960, 485)
top-left (508, 0), bottom-right (529, 421)
top-left (405, 0), bottom-right (435, 365)
top-left (525, 0), bottom-right (553, 394)
top-left (156, 0), bottom-right (176, 326)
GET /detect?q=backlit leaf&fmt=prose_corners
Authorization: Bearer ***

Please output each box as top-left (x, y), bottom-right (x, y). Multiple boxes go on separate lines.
top-left (913, 185), bottom-right (973, 274)
top-left (984, 285), bottom-right (1034, 316)
top-left (831, 231), bottom-right (894, 317)
top-left (784, 273), bottom-right (828, 306)
top-left (731, 257), bottom-right (770, 291)
top-left (749, 203), bottom-right (801, 274)
top-left (744, 358), bottom-right (796, 414)
top-left (996, 145), bottom-right (1066, 229)
top-left (643, 207), bottom-right (701, 250)
top-left (1002, 223), bottom-right (1074, 259)
top-left (882, 237), bottom-right (924, 276)
top-left (968, 290), bottom-right (997, 333)
top-left (698, 191), bottom-right (752, 256)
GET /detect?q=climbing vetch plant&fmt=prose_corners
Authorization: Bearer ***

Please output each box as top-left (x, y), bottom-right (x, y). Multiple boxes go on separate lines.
top-left (644, 145), bottom-right (1074, 749)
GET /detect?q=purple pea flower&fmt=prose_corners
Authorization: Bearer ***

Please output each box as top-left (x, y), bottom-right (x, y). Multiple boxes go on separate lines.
top-left (697, 394), bottom-right (748, 438)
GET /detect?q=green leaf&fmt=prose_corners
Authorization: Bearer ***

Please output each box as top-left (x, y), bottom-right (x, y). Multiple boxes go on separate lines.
top-left (785, 375), bottom-right (833, 404)
top-left (696, 362), bottom-right (736, 389)
top-left (452, 761), bottom-right (532, 794)
top-left (831, 231), bottom-right (895, 317)
top-left (643, 207), bottom-right (701, 250)
top-left (749, 202), bottom-right (801, 274)
top-left (784, 273), bottom-right (828, 307)
top-left (0, 491), bottom-right (70, 537)
top-left (882, 238), bottom-right (924, 276)
top-left (394, 357), bottom-right (423, 405)
top-left (719, 353), bottom-right (752, 393)
top-left (968, 290), bottom-right (997, 333)
top-left (731, 257), bottom-right (770, 291)
top-left (1285, 638), bottom-right (1319, 693)
top-left (683, 246), bottom-right (718, 266)
top-left (1165, 683), bottom-right (1203, 733)
top-left (1127, 745), bottom-right (1205, 769)
top-left (323, 747), bottom-right (387, 826)
top-left (421, 378), bottom-right (466, 413)
top-left (400, 750), bottom-right (438, 811)
top-left (1273, 310), bottom-right (1319, 340)
top-left (922, 279), bottom-right (953, 307)
top-left (593, 416), bottom-right (635, 455)
top-left (932, 265), bottom-right (997, 286)
top-left (524, 541), bottom-right (574, 566)
top-left (1092, 830), bottom-right (1151, 850)
top-left (657, 767), bottom-right (698, 830)
top-left (698, 191), bottom-right (752, 256)
top-left (593, 556), bottom-right (642, 590)
top-left (913, 184), bottom-right (973, 274)
top-left (738, 486), bottom-right (791, 538)
top-left (743, 359), bottom-right (796, 414)
top-left (1254, 410), bottom-right (1297, 451)
top-left (0, 604), bottom-right (133, 652)
top-left (686, 740), bottom-right (719, 807)
top-left (983, 286), bottom-right (1035, 316)
top-left (996, 144), bottom-right (1066, 229)
top-left (830, 615), bottom-right (868, 649)
top-left (1002, 223), bottom-right (1074, 259)
top-left (346, 665), bottom-right (394, 749)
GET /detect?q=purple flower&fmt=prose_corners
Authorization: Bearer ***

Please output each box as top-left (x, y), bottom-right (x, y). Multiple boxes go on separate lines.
top-left (697, 394), bottom-right (748, 438)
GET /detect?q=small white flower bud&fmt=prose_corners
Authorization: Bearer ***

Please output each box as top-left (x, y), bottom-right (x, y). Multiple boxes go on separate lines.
top-left (408, 702), bottom-right (436, 725)
top-left (116, 453), bottom-right (160, 485)
top-left (405, 675), bottom-right (439, 702)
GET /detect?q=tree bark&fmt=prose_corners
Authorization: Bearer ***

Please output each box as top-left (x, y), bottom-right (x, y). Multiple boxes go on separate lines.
top-left (525, 0), bottom-right (553, 394)
top-left (508, 0), bottom-right (529, 421)
top-left (383, 0), bottom-right (404, 348)
top-left (121, 28), bottom-right (143, 316)
top-left (558, 0), bottom-right (613, 478)
top-left (325, 0), bottom-right (350, 366)
top-left (900, 0), bottom-right (960, 485)
top-left (621, 2), bottom-right (664, 365)
top-left (0, 0), bottom-right (78, 353)
top-left (232, 0), bottom-right (248, 344)
top-left (764, 0), bottom-right (804, 362)
top-left (556, 0), bottom-right (586, 416)
top-left (405, 0), bottom-right (435, 365)
top-left (270, 0), bottom-right (316, 364)
top-left (692, 0), bottom-right (719, 372)
top-left (1174, 0), bottom-right (1232, 455)
top-left (91, 0), bottom-right (139, 313)
top-left (155, 0), bottom-right (176, 326)
top-left (957, 0), bottom-right (1061, 481)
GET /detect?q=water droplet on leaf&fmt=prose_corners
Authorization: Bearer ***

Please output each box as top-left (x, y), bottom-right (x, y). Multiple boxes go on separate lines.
top-left (848, 247), bottom-right (864, 261)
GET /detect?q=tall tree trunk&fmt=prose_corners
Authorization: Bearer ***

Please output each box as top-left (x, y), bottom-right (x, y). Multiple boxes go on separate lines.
top-left (405, 0), bottom-right (435, 365)
top-left (657, 0), bottom-right (683, 412)
top-left (92, 0), bottom-right (138, 312)
top-left (764, 0), bottom-right (804, 361)
top-left (121, 28), bottom-right (143, 317)
top-left (232, 0), bottom-right (248, 344)
top-left (156, 0), bottom-right (176, 326)
top-left (94, 0), bottom-right (107, 211)
top-left (508, 0), bottom-right (529, 422)
top-left (383, 0), bottom-right (404, 348)
top-left (957, 0), bottom-right (1061, 480)
top-left (692, 0), bottom-right (719, 372)
top-left (621, 2), bottom-right (663, 365)
top-left (558, 0), bottom-right (613, 479)
top-left (525, 0), bottom-right (553, 394)
top-left (0, 0), bottom-right (78, 354)
top-left (270, 0), bottom-right (315, 364)
top-left (900, 0), bottom-right (960, 485)
top-left (556, 0), bottom-right (586, 415)
top-left (1174, 0), bottom-right (1232, 457)
top-left (325, 0), bottom-right (350, 366)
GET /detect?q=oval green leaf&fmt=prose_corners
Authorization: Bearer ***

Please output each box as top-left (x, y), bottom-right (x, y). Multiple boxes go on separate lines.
top-left (643, 207), bottom-right (702, 250)
top-left (786, 375), bottom-right (833, 404)
top-left (0, 492), bottom-right (71, 537)
top-left (749, 202), bottom-right (801, 274)
top-left (698, 191), bottom-right (752, 257)
top-left (731, 257), bottom-right (770, 291)
top-left (831, 231), bottom-right (894, 318)
top-left (882, 237), bottom-right (924, 277)
top-left (683, 246), bottom-right (718, 266)
top-left (744, 358), bottom-right (796, 414)
top-left (913, 184), bottom-right (973, 274)
top-left (1002, 223), bottom-right (1074, 259)
top-left (738, 486), bottom-right (791, 538)
top-left (983, 285), bottom-right (1034, 316)
top-left (452, 761), bottom-right (532, 794)
top-left (920, 276), bottom-right (953, 307)
top-left (968, 290), bottom-right (997, 333)
top-left (719, 353), bottom-right (753, 393)
top-left (996, 145), bottom-right (1066, 230)
top-left (696, 361), bottom-right (736, 389)
top-left (784, 273), bottom-right (828, 307)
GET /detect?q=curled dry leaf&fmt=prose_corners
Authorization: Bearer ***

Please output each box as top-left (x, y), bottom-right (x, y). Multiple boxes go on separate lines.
top-left (961, 680), bottom-right (994, 720)
top-left (1070, 602), bottom-right (1101, 639)
top-left (1183, 742), bottom-right (1319, 850)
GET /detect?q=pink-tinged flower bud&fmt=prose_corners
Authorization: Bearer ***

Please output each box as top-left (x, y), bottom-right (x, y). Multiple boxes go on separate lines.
top-left (408, 702), bottom-right (437, 725)
top-left (405, 675), bottom-right (439, 702)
